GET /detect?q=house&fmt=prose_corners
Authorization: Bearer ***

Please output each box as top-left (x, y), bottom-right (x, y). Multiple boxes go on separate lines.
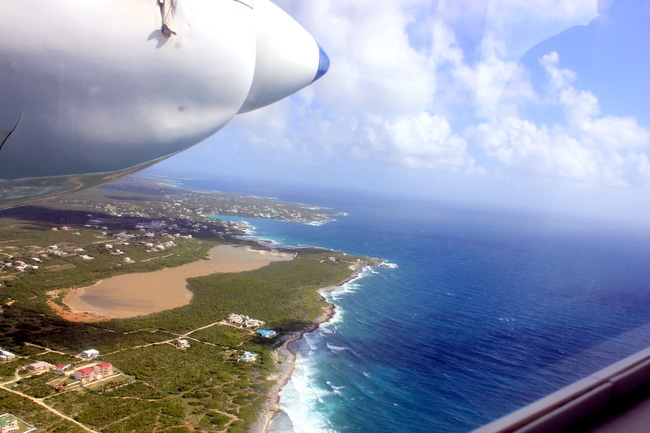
top-left (173, 339), bottom-right (190, 350)
top-left (0, 413), bottom-right (18, 433)
top-left (0, 350), bottom-right (15, 361)
top-left (74, 367), bottom-right (95, 382)
top-left (225, 313), bottom-right (265, 328)
top-left (54, 364), bottom-right (71, 375)
top-left (226, 313), bottom-right (245, 325)
top-left (240, 351), bottom-right (257, 362)
top-left (93, 362), bottom-right (113, 377)
top-left (81, 349), bottom-right (100, 358)
top-left (28, 361), bottom-right (52, 371)
top-left (244, 318), bottom-right (265, 329)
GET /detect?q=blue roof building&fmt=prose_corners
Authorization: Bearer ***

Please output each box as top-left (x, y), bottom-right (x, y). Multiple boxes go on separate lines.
top-left (257, 329), bottom-right (277, 338)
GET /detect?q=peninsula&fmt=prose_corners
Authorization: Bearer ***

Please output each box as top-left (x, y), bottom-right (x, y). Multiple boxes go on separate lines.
top-left (0, 176), bottom-right (378, 433)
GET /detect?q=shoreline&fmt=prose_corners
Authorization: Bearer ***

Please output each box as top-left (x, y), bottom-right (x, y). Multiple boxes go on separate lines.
top-left (251, 264), bottom-right (371, 433)
top-left (48, 239), bottom-right (379, 432)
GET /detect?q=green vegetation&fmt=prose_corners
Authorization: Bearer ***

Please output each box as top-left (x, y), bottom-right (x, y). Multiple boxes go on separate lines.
top-left (0, 177), bottom-right (375, 432)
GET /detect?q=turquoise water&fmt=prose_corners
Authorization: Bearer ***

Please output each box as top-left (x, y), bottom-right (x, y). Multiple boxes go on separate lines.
top-left (192, 180), bottom-right (650, 432)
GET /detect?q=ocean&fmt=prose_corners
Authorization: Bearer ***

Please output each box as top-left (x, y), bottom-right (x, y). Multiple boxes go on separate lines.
top-left (180, 178), bottom-right (650, 433)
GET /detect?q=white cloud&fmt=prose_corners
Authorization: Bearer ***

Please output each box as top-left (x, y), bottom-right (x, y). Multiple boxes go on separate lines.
top-left (204, 1), bottom-right (650, 191)
top-left (224, 0), bottom-right (476, 172)
top-left (476, 0), bottom-right (596, 116)
top-left (468, 52), bottom-right (650, 187)
top-left (364, 112), bottom-right (472, 171)
top-left (277, 0), bottom-right (436, 116)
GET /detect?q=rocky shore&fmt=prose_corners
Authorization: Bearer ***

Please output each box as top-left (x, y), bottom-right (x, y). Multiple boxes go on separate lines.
top-left (251, 262), bottom-right (375, 433)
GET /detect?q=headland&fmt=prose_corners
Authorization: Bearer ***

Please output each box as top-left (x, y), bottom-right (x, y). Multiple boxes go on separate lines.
top-left (0, 175), bottom-right (377, 433)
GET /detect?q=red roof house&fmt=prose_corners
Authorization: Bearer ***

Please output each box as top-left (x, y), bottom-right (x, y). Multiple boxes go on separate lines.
top-left (74, 367), bottom-right (95, 382)
top-left (93, 362), bottom-right (113, 377)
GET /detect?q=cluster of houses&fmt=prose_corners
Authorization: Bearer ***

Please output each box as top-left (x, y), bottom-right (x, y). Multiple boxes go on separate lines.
top-left (50, 226), bottom-right (72, 232)
top-left (2, 348), bottom-right (115, 387)
top-left (224, 313), bottom-right (266, 329)
top-left (47, 362), bottom-right (115, 384)
top-left (1, 220), bottom-right (203, 277)
top-left (143, 240), bottom-right (176, 254)
top-left (0, 244), bottom-right (100, 274)
top-left (19, 352), bottom-right (114, 385)
top-left (69, 362), bottom-right (114, 383)
top-left (107, 228), bottom-right (192, 254)
top-left (223, 314), bottom-right (277, 338)
top-left (0, 259), bottom-right (39, 273)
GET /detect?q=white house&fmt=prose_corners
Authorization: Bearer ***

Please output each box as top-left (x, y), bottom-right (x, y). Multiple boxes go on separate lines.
top-left (0, 350), bottom-right (15, 361)
top-left (81, 349), bottom-right (100, 358)
top-left (240, 351), bottom-right (257, 362)
top-left (28, 361), bottom-right (52, 371)
top-left (173, 339), bottom-right (190, 350)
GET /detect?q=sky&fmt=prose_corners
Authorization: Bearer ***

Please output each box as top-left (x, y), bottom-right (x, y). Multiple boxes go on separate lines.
top-left (149, 0), bottom-right (650, 223)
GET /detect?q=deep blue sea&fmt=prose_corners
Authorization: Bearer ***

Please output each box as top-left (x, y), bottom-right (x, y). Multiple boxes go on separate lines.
top-left (176, 178), bottom-right (650, 433)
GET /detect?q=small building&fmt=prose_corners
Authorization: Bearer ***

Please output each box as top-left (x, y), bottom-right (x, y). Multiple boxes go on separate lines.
top-left (244, 318), bottom-right (265, 329)
top-left (81, 349), bottom-right (100, 358)
top-left (173, 339), bottom-right (190, 350)
top-left (0, 413), bottom-right (18, 433)
top-left (0, 350), bottom-right (15, 361)
top-left (74, 367), bottom-right (95, 382)
top-left (240, 351), bottom-right (257, 362)
top-left (54, 364), bottom-right (71, 375)
top-left (28, 361), bottom-right (52, 371)
top-left (226, 313), bottom-right (245, 325)
top-left (226, 313), bottom-right (265, 329)
top-left (93, 362), bottom-right (113, 377)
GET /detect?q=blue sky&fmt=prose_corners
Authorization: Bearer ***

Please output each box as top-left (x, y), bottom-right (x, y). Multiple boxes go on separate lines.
top-left (149, 0), bottom-right (650, 223)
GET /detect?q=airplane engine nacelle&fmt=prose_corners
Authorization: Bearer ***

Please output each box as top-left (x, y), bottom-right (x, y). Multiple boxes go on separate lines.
top-left (0, 0), bottom-right (329, 209)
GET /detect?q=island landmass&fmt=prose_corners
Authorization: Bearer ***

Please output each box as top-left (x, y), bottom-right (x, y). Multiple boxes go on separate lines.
top-left (0, 175), bottom-right (380, 433)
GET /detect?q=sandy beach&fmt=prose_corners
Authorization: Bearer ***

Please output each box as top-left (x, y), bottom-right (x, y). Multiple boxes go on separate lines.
top-left (250, 272), bottom-right (364, 433)
top-left (52, 243), bottom-right (369, 433)
top-left (250, 303), bottom-right (336, 433)
top-left (57, 245), bottom-right (292, 320)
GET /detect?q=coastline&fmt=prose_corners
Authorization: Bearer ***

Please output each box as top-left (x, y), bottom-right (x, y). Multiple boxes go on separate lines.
top-left (251, 263), bottom-right (373, 433)
top-left (251, 302), bottom-right (336, 433)
top-left (48, 237), bottom-right (378, 432)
